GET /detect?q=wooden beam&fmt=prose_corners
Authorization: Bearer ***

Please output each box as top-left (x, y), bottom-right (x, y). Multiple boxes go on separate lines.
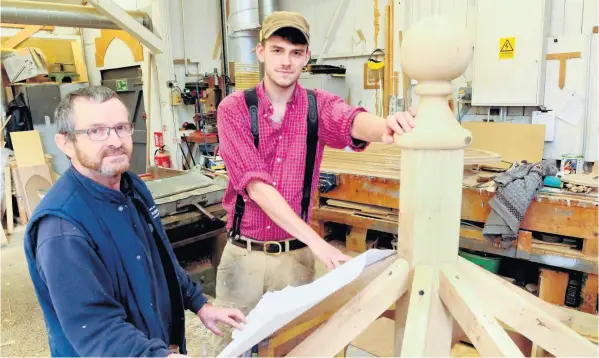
top-left (439, 266), bottom-right (524, 357)
top-left (2, 25), bottom-right (44, 49)
top-left (71, 38), bottom-right (88, 83)
top-left (314, 0), bottom-right (351, 65)
top-left (457, 258), bottom-right (599, 357)
top-left (286, 258), bottom-right (410, 357)
top-left (399, 265), bottom-right (434, 357)
top-left (1, 24), bottom-right (54, 31)
top-left (87, 0), bottom-right (164, 54)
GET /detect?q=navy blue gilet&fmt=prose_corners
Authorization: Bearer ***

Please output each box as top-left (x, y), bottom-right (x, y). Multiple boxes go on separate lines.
top-left (24, 167), bottom-right (187, 356)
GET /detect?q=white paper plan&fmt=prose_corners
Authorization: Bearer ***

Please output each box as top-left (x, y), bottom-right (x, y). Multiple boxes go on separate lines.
top-left (217, 249), bottom-right (396, 358)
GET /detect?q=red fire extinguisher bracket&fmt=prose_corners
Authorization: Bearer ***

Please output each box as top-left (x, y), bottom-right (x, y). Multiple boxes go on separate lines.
top-left (154, 145), bottom-right (172, 168)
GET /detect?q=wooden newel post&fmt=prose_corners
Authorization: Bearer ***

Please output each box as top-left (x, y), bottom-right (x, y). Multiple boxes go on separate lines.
top-left (393, 16), bottom-right (473, 356)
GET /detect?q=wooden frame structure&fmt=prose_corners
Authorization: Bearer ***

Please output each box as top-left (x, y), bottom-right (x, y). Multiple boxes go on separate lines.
top-left (248, 16), bottom-right (599, 358)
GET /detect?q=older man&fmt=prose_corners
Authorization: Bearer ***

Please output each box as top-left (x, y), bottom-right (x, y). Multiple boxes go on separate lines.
top-left (24, 86), bottom-right (246, 357)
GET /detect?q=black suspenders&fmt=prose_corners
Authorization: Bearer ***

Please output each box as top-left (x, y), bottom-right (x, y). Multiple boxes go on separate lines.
top-left (228, 87), bottom-right (319, 239)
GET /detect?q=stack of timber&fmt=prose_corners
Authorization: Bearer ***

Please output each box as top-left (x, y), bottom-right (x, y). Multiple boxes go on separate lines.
top-left (324, 199), bottom-right (398, 223)
top-left (321, 143), bottom-right (501, 179)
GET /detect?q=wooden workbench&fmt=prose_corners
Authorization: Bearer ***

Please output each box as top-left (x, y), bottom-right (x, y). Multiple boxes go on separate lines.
top-left (312, 172), bottom-right (599, 315)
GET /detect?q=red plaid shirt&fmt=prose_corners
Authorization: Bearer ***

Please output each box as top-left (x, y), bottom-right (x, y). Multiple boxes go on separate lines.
top-left (217, 81), bottom-right (368, 241)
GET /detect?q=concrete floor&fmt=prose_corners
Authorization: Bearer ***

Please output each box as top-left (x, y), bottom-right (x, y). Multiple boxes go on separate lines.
top-left (0, 231), bottom-right (472, 357)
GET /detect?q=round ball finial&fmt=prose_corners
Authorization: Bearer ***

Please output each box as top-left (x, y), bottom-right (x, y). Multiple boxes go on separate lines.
top-left (400, 16), bottom-right (473, 82)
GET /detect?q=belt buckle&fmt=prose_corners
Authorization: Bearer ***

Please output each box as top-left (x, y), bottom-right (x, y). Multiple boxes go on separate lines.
top-left (263, 241), bottom-right (282, 255)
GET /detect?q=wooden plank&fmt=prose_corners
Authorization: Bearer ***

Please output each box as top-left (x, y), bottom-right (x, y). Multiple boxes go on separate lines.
top-left (0, 221), bottom-right (7, 246)
top-left (326, 199), bottom-right (391, 215)
top-left (538, 268), bottom-right (569, 305)
top-left (10, 130), bottom-right (45, 167)
top-left (212, 29), bottom-right (222, 60)
top-left (87, 0), bottom-right (164, 54)
top-left (287, 258), bottom-right (410, 357)
top-left (580, 274), bottom-right (598, 314)
top-left (399, 265), bottom-right (434, 357)
top-left (461, 122), bottom-right (545, 169)
top-left (516, 230), bottom-right (533, 257)
top-left (561, 173), bottom-right (598, 187)
top-left (439, 266), bottom-right (524, 357)
top-left (2, 25), bottom-right (44, 49)
top-left (4, 168), bottom-right (13, 234)
top-left (321, 145), bottom-right (500, 180)
top-left (532, 268), bottom-right (569, 357)
top-left (268, 255), bottom-right (398, 357)
top-left (346, 227), bottom-right (368, 253)
top-left (10, 166), bottom-right (28, 225)
top-left (320, 174), bottom-right (400, 208)
top-left (457, 258), bottom-right (599, 357)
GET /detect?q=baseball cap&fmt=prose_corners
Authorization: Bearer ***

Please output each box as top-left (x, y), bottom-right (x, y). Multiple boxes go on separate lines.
top-left (261, 11), bottom-right (310, 44)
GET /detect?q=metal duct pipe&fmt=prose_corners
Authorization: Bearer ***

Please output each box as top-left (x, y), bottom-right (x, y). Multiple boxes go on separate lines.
top-left (257, 0), bottom-right (277, 79)
top-left (0, 0), bottom-right (151, 30)
top-left (228, 0), bottom-right (260, 64)
top-left (219, 0), bottom-right (230, 86)
top-left (258, 0), bottom-right (277, 23)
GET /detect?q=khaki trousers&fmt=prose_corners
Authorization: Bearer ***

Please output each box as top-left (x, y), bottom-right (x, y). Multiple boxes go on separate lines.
top-left (209, 240), bottom-right (316, 355)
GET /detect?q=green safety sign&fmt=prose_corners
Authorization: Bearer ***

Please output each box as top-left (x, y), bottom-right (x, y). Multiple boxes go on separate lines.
top-left (116, 79), bottom-right (128, 92)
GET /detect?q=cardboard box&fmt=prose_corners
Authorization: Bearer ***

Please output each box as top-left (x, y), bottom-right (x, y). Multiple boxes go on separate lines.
top-left (2, 47), bottom-right (48, 83)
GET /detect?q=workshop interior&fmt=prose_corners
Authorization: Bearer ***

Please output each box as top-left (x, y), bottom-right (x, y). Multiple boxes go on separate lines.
top-left (0, 0), bottom-right (598, 357)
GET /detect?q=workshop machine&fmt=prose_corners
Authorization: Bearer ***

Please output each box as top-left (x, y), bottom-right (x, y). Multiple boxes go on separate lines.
top-left (143, 166), bottom-right (228, 296)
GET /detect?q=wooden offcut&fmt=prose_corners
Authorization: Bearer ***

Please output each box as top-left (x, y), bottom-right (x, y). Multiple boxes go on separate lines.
top-left (461, 122), bottom-right (545, 169)
top-left (546, 52), bottom-right (582, 89)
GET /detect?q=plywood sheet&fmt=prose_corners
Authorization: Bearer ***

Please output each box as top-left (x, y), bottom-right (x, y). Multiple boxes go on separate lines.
top-left (462, 122), bottom-right (545, 169)
top-left (10, 130), bottom-right (45, 167)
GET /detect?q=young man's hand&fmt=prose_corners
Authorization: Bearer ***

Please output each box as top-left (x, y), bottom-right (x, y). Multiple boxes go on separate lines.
top-left (197, 303), bottom-right (247, 336)
top-left (382, 107), bottom-right (417, 143)
top-left (307, 239), bottom-right (352, 270)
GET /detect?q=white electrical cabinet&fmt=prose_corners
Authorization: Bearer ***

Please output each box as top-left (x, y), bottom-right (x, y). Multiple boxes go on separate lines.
top-left (471, 0), bottom-right (552, 106)
top-left (298, 73), bottom-right (346, 98)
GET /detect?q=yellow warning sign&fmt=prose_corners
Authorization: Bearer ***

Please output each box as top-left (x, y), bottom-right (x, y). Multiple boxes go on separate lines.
top-left (499, 37), bottom-right (515, 59)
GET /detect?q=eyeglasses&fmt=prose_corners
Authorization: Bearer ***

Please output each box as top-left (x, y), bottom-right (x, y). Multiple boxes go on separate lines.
top-left (66, 123), bottom-right (135, 141)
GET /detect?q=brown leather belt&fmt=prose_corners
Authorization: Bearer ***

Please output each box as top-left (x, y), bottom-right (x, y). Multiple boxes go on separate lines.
top-left (228, 235), bottom-right (307, 254)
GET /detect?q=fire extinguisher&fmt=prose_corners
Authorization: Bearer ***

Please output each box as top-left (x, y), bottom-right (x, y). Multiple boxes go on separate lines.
top-left (154, 146), bottom-right (172, 168)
